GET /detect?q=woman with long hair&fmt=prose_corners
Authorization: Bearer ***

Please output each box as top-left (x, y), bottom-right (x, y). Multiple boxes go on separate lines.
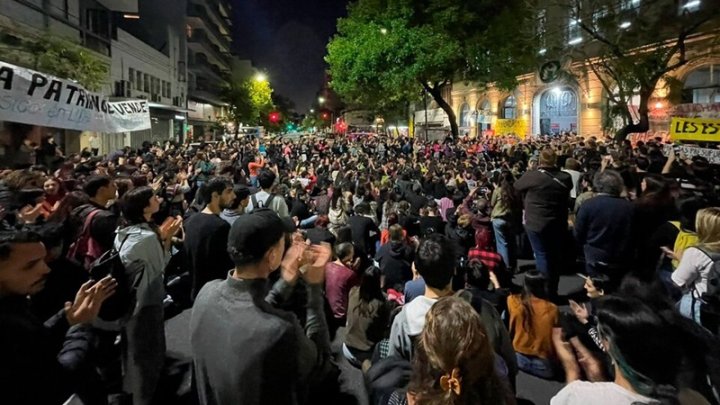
top-left (551, 296), bottom-right (686, 405)
top-left (40, 177), bottom-right (65, 217)
top-left (343, 266), bottom-right (389, 367)
top-left (115, 186), bottom-right (182, 405)
top-left (672, 207), bottom-right (720, 324)
top-left (389, 296), bottom-right (514, 405)
top-left (491, 170), bottom-right (520, 271)
top-left (634, 174), bottom-right (679, 277)
top-left (507, 270), bottom-right (559, 379)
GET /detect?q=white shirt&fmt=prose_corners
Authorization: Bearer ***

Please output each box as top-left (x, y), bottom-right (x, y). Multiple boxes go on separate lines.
top-left (551, 381), bottom-right (657, 405)
top-left (672, 247), bottom-right (714, 298)
top-left (562, 169), bottom-right (581, 199)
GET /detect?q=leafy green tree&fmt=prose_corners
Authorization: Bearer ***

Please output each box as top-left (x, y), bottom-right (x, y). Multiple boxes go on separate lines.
top-left (222, 76), bottom-right (274, 136)
top-left (327, 0), bottom-right (537, 136)
top-left (549, 0), bottom-right (720, 141)
top-left (0, 33), bottom-right (108, 90)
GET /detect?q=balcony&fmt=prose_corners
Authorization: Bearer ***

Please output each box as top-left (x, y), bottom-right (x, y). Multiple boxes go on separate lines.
top-left (187, 3), bottom-right (231, 51)
top-left (188, 57), bottom-right (225, 82)
top-left (187, 29), bottom-right (229, 70)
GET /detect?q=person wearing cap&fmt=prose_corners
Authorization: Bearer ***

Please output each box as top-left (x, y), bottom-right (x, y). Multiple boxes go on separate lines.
top-left (220, 184), bottom-right (250, 226)
top-left (190, 208), bottom-right (334, 405)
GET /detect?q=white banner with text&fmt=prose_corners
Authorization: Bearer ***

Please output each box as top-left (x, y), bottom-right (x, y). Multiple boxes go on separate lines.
top-left (0, 61), bottom-right (151, 133)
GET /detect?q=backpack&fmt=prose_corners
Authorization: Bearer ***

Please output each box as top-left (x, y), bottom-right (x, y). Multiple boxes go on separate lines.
top-left (250, 193), bottom-right (276, 211)
top-left (67, 209), bottom-right (105, 269)
top-left (694, 247), bottom-right (720, 335)
top-left (88, 234), bottom-right (142, 322)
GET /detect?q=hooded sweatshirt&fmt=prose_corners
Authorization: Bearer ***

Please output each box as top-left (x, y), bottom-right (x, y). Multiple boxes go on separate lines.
top-left (375, 241), bottom-right (413, 291)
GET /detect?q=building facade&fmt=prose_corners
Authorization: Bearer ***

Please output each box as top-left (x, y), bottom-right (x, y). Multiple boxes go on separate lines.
top-left (186, 0), bottom-right (232, 141)
top-left (428, 0), bottom-right (720, 140)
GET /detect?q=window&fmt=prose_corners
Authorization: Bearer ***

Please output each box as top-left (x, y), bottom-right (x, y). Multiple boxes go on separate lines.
top-left (459, 103), bottom-right (471, 128)
top-left (128, 68), bottom-right (135, 85)
top-left (683, 64), bottom-right (720, 104)
top-left (592, 7), bottom-right (609, 31)
top-left (567, 18), bottom-right (582, 45)
top-left (476, 100), bottom-right (492, 130)
top-left (136, 71), bottom-right (142, 90)
top-left (143, 74), bottom-right (150, 92)
top-left (502, 96), bottom-right (517, 119)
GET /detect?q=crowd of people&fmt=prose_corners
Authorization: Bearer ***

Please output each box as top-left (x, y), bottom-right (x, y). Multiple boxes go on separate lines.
top-left (2, 121), bottom-right (720, 405)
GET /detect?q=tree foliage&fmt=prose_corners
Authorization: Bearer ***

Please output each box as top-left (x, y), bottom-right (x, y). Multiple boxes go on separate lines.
top-left (548, 0), bottom-right (720, 141)
top-left (326, 0), bottom-right (537, 136)
top-left (222, 77), bottom-right (274, 134)
top-left (0, 32), bottom-right (108, 91)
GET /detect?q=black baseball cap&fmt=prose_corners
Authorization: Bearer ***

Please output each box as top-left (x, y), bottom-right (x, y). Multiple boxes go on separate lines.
top-left (227, 208), bottom-right (296, 266)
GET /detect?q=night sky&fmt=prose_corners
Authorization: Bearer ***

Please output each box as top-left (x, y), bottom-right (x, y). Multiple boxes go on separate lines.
top-left (232, 0), bottom-right (348, 113)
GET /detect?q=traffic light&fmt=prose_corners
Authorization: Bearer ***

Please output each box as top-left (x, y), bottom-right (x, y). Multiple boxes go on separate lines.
top-left (269, 112), bottom-right (280, 123)
top-left (321, 112), bottom-right (329, 120)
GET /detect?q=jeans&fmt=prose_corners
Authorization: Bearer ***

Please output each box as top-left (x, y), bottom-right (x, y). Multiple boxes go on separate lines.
top-left (678, 292), bottom-right (702, 324)
top-left (516, 352), bottom-right (555, 379)
top-left (493, 218), bottom-right (517, 271)
top-left (525, 222), bottom-right (565, 296)
top-left (299, 215), bottom-right (318, 229)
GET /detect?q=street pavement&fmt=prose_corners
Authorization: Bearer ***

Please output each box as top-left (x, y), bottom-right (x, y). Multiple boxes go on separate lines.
top-left (164, 270), bottom-right (584, 405)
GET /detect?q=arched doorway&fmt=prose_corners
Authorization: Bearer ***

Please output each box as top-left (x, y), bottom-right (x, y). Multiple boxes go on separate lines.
top-left (682, 64), bottom-right (720, 104)
top-left (476, 99), bottom-right (492, 131)
top-left (536, 87), bottom-right (578, 136)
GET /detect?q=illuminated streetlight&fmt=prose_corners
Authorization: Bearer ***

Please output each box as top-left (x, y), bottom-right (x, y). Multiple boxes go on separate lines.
top-left (255, 73), bottom-right (267, 82)
top-left (310, 108), bottom-right (315, 113)
top-left (380, 28), bottom-right (388, 35)
top-left (318, 96), bottom-right (326, 104)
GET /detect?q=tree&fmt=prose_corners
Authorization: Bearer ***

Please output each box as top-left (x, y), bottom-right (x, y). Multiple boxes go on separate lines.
top-left (0, 33), bottom-right (108, 90)
top-left (326, 0), bottom-right (537, 136)
top-left (222, 76), bottom-right (274, 136)
top-left (550, 0), bottom-right (720, 141)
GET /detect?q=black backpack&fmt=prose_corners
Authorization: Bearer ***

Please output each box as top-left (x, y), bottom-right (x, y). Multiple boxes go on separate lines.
top-left (695, 247), bottom-right (720, 335)
top-left (250, 193), bottom-right (276, 211)
top-left (88, 235), bottom-right (143, 322)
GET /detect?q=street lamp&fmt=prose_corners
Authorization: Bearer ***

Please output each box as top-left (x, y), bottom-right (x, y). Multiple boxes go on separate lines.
top-left (255, 73), bottom-right (267, 82)
top-left (318, 96), bottom-right (326, 105)
top-left (310, 108), bottom-right (315, 113)
top-left (380, 28), bottom-right (388, 35)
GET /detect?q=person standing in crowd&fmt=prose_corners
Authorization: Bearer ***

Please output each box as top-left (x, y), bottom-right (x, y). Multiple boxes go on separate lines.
top-left (672, 207), bottom-right (720, 323)
top-left (184, 177), bottom-right (236, 300)
top-left (574, 170), bottom-right (634, 286)
top-left (246, 168), bottom-right (289, 217)
top-left (515, 147), bottom-right (572, 297)
top-left (69, 175), bottom-right (119, 266)
top-left (491, 170), bottom-right (520, 272)
top-left (220, 184), bottom-right (250, 226)
top-left (247, 154), bottom-right (265, 187)
top-left (0, 228), bottom-right (117, 405)
top-left (190, 208), bottom-right (333, 405)
top-left (114, 186), bottom-right (182, 405)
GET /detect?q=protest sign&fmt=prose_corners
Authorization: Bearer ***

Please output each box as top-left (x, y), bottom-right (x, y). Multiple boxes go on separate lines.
top-left (0, 61), bottom-right (150, 133)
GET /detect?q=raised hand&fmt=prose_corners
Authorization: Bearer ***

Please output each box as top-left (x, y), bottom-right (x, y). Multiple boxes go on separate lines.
top-left (302, 243), bottom-right (332, 285)
top-left (280, 241), bottom-right (308, 285)
top-left (65, 276), bottom-right (118, 325)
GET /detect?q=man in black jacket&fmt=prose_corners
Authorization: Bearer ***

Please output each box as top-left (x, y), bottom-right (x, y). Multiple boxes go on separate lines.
top-left (515, 147), bottom-right (572, 296)
top-left (0, 228), bottom-right (116, 405)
